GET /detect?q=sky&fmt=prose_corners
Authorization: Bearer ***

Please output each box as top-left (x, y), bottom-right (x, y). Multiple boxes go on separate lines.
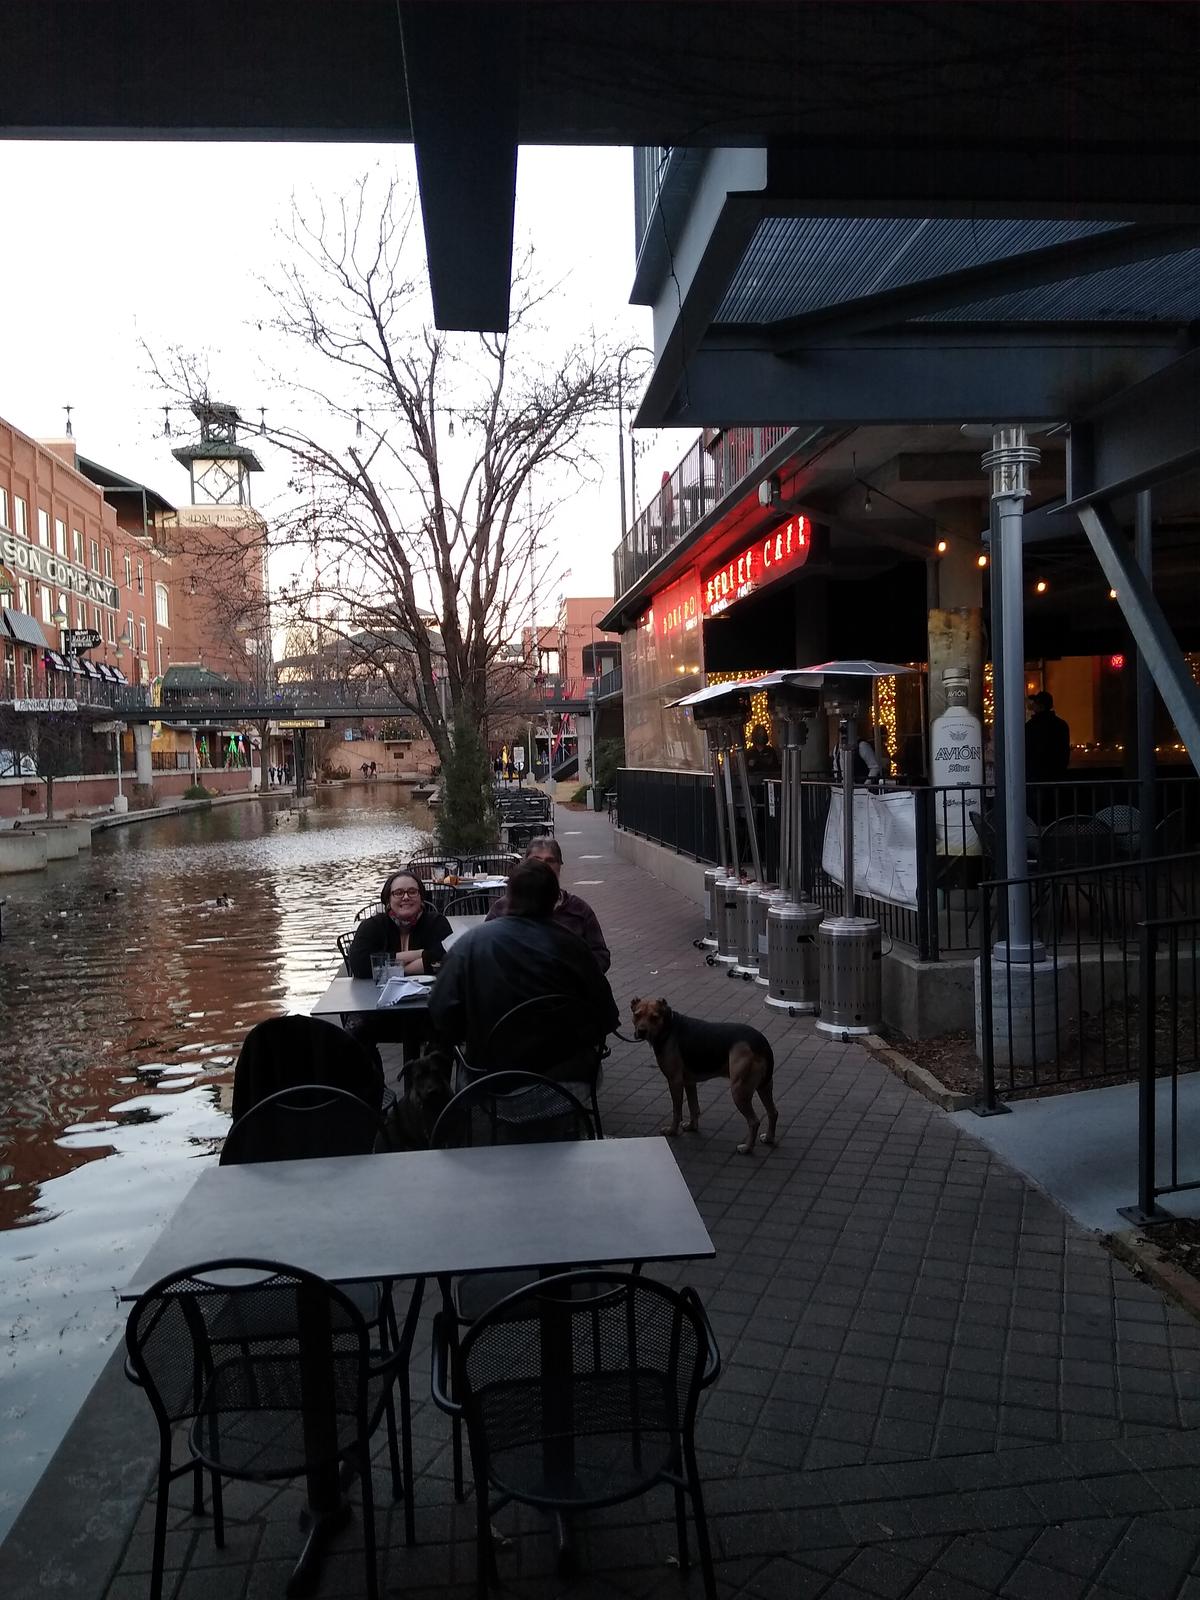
top-left (0, 141), bottom-right (692, 622)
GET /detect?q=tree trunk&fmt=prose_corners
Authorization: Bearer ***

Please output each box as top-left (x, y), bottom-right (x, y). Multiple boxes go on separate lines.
top-left (44, 775), bottom-right (55, 820)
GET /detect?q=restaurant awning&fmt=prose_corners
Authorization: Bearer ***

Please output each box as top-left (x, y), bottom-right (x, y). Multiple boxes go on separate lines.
top-left (2, 608), bottom-right (50, 650)
top-left (96, 663), bottom-right (117, 682)
top-left (44, 649), bottom-right (67, 672)
top-left (111, 667), bottom-right (128, 685)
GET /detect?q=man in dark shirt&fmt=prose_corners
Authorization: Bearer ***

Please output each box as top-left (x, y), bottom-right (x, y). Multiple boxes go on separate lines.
top-left (430, 858), bottom-right (618, 1073)
top-left (1025, 692), bottom-right (1071, 783)
top-left (484, 837), bottom-right (611, 971)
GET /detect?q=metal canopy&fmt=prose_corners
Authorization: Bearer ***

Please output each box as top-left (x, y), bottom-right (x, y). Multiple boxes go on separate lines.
top-left (7, 5), bottom-right (1200, 333)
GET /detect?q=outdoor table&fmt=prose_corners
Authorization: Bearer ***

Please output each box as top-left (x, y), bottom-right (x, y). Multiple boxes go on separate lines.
top-left (312, 914), bottom-right (484, 1019)
top-left (122, 1138), bottom-right (714, 1592)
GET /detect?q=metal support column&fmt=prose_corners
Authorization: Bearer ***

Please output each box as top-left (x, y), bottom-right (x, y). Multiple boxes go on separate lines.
top-left (840, 716), bottom-right (856, 917)
top-left (983, 426), bottom-right (1042, 959)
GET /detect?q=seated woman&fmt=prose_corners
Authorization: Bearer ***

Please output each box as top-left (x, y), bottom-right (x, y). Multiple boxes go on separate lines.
top-left (347, 869), bottom-right (452, 979)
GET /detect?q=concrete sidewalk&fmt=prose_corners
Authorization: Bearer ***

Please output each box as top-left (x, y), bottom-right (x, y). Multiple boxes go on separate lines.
top-left (7, 806), bottom-right (1200, 1600)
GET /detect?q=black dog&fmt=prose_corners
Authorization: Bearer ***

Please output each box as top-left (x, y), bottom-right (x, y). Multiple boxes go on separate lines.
top-left (389, 1050), bottom-right (454, 1149)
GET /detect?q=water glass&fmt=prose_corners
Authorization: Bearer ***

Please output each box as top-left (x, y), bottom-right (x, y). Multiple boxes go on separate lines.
top-left (370, 951), bottom-right (392, 987)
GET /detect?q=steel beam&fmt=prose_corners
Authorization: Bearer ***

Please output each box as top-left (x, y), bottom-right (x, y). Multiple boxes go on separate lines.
top-left (641, 333), bottom-right (1183, 430)
top-left (1064, 349), bottom-right (1200, 508)
top-left (1076, 501), bottom-right (1200, 773)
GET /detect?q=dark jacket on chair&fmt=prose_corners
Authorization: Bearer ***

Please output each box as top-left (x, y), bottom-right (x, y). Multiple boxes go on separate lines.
top-left (346, 905), bottom-right (452, 979)
top-left (428, 913), bottom-right (619, 1065)
top-left (230, 1014), bottom-right (385, 1122)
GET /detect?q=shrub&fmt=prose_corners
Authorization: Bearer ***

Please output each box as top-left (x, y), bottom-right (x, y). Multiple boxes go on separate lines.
top-left (571, 784), bottom-right (591, 805)
top-left (182, 783), bottom-right (213, 801)
top-left (592, 738), bottom-right (624, 796)
top-left (437, 717), bottom-right (498, 852)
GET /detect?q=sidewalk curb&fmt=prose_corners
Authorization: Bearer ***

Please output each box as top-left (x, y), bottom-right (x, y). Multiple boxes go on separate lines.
top-left (1107, 1229), bottom-right (1200, 1322)
top-left (863, 1034), bottom-right (976, 1113)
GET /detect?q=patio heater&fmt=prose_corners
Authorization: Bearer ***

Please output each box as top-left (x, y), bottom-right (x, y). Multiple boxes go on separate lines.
top-left (751, 672), bottom-right (825, 1013)
top-left (671, 683), bottom-right (763, 968)
top-left (797, 661), bottom-right (913, 1039)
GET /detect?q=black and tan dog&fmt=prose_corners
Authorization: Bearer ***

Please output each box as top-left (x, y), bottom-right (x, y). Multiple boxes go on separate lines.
top-left (630, 997), bottom-right (778, 1154)
top-left (389, 1049), bottom-right (454, 1149)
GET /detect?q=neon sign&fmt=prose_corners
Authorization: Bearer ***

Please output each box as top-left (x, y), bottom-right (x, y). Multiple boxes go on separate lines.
top-left (658, 592), bottom-right (699, 637)
top-left (702, 515), bottom-right (810, 616)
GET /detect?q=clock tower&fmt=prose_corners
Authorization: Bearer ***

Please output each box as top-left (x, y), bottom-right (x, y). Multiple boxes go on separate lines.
top-left (163, 400), bottom-right (269, 680)
top-left (171, 400), bottom-right (262, 507)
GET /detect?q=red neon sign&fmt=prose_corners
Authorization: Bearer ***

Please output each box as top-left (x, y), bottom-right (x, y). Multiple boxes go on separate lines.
top-left (1109, 654), bottom-right (1125, 671)
top-left (701, 515), bottom-right (810, 616)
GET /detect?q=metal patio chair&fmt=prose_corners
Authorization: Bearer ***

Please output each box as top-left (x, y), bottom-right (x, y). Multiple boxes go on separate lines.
top-left (430, 1071), bottom-right (597, 1502)
top-left (431, 1269), bottom-right (721, 1599)
top-left (457, 992), bottom-right (606, 1135)
top-left (126, 1258), bottom-right (409, 1600)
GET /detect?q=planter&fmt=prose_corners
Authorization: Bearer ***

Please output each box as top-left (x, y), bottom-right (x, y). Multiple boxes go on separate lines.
top-left (0, 831), bottom-right (48, 872)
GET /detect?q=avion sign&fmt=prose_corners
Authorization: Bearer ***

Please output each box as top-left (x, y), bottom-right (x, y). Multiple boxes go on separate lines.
top-left (701, 515), bottom-right (811, 616)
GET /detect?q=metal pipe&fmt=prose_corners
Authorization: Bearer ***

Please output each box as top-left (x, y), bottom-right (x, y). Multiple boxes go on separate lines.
top-left (1135, 491), bottom-right (1156, 903)
top-left (779, 714), bottom-right (793, 898)
top-left (733, 741), bottom-right (763, 881)
top-left (722, 735), bottom-right (741, 877)
top-left (982, 425), bottom-right (1042, 960)
top-left (711, 741), bottom-right (732, 874)
top-left (841, 715), bottom-right (856, 916)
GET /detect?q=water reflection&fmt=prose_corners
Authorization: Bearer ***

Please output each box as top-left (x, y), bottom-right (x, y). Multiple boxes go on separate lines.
top-left (0, 788), bottom-right (434, 1536)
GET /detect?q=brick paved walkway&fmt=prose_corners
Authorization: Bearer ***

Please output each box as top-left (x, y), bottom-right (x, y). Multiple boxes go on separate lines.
top-left (27, 809), bottom-right (1200, 1599)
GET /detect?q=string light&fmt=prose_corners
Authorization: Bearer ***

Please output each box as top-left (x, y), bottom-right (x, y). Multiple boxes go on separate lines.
top-left (1109, 588), bottom-right (1118, 599)
top-left (935, 539), bottom-right (948, 555)
top-left (875, 674), bottom-right (898, 760)
top-left (1035, 579), bottom-right (1048, 594)
top-left (706, 670), bottom-right (771, 743)
top-left (977, 553), bottom-right (989, 569)
top-left (983, 662), bottom-right (994, 728)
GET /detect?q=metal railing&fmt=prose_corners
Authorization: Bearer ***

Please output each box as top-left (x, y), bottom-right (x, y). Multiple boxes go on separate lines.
top-left (1128, 911), bottom-right (1200, 1221)
top-left (617, 766), bottom-right (1200, 964)
top-left (978, 850), bottom-right (1200, 1107)
top-left (594, 666), bottom-right (623, 701)
top-left (633, 145), bottom-right (674, 251)
top-left (611, 426), bottom-right (796, 603)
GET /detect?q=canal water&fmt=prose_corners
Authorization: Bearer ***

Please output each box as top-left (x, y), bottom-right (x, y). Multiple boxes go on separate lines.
top-left (0, 787), bottom-right (435, 1539)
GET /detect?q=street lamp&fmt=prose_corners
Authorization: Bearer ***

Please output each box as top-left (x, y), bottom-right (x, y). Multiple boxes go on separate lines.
top-left (616, 345), bottom-right (653, 536)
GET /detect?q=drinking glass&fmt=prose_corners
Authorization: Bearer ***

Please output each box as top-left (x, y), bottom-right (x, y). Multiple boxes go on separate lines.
top-left (370, 951), bottom-right (391, 987)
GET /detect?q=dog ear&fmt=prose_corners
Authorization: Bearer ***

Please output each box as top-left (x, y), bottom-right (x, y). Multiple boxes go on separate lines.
top-left (630, 996), bottom-right (640, 1008)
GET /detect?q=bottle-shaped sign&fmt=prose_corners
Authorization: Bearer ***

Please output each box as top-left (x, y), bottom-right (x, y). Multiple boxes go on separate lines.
top-left (931, 666), bottom-right (983, 855)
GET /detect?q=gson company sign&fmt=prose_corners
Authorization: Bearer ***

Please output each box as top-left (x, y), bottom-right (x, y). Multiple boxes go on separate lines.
top-left (0, 534), bottom-right (120, 610)
top-left (701, 514), bottom-right (811, 617)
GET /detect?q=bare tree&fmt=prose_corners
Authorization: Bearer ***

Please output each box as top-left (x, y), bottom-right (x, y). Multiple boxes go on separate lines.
top-left (0, 705), bottom-right (97, 819)
top-left (156, 176), bottom-right (622, 771)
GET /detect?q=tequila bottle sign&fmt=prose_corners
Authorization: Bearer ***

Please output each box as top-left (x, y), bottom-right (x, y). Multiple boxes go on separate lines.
top-left (931, 668), bottom-right (983, 855)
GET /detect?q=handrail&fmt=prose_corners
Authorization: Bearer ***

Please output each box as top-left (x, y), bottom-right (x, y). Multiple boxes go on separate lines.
top-left (611, 425), bottom-right (797, 605)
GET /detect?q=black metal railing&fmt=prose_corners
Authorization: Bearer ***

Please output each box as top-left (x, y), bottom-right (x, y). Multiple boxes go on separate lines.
top-left (616, 767), bottom-right (721, 864)
top-left (978, 850), bottom-right (1200, 1107)
top-left (1128, 911), bottom-right (1200, 1221)
top-left (594, 666), bottom-right (622, 701)
top-left (611, 425), bottom-right (796, 602)
top-left (618, 765), bottom-right (1200, 966)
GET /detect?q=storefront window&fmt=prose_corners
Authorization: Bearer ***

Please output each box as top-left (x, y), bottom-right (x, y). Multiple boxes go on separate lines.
top-left (621, 570), bottom-right (706, 771)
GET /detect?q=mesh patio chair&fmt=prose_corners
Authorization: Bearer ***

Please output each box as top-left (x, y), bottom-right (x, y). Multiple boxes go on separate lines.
top-left (231, 1015), bottom-right (385, 1122)
top-left (441, 889), bottom-right (502, 917)
top-left (218, 1084), bottom-right (422, 1543)
top-left (1038, 815), bottom-right (1117, 930)
top-left (431, 1269), bottom-right (721, 1599)
top-left (457, 993), bottom-right (606, 1135)
top-left (430, 1071), bottom-right (596, 1501)
top-left (126, 1258), bottom-right (409, 1600)
top-left (337, 931), bottom-right (354, 973)
top-left (1094, 804), bottom-right (1143, 857)
top-left (354, 901), bottom-right (377, 923)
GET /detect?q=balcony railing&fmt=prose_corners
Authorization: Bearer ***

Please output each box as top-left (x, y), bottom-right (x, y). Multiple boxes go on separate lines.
top-left (612, 426), bottom-right (796, 605)
top-left (594, 666), bottom-right (623, 701)
top-left (633, 146), bottom-right (674, 253)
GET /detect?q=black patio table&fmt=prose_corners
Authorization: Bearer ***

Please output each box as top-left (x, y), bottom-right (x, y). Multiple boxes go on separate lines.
top-left (123, 1138), bottom-right (714, 1592)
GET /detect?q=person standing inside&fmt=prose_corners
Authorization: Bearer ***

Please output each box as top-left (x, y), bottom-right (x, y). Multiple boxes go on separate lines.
top-left (1025, 690), bottom-right (1071, 822)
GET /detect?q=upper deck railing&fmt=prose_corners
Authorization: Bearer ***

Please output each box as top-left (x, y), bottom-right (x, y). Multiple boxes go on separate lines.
top-left (612, 425), bottom-right (796, 604)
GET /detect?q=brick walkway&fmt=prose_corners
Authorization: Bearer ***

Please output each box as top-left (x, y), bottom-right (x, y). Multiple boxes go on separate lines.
top-left (29, 810), bottom-right (1200, 1599)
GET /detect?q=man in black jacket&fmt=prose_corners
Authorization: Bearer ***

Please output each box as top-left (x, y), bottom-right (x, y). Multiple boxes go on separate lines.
top-left (429, 858), bottom-right (619, 1073)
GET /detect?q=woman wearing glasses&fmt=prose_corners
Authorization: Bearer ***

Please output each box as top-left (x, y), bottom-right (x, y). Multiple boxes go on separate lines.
top-left (346, 869), bottom-right (453, 979)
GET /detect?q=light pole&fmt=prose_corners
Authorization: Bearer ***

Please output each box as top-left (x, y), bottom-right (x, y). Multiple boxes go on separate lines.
top-left (616, 345), bottom-right (653, 536)
top-left (51, 599), bottom-right (70, 697)
top-left (111, 627), bottom-right (133, 811)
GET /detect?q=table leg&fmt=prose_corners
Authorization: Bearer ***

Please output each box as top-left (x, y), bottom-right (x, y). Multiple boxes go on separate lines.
top-left (288, 1285), bottom-right (349, 1598)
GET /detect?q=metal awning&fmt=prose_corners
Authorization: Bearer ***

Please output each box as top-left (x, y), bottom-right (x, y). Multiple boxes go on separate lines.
top-left (44, 649), bottom-right (67, 672)
top-left (111, 667), bottom-right (128, 685)
top-left (2, 608), bottom-right (50, 650)
top-left (96, 663), bottom-right (117, 682)
top-left (79, 657), bottom-right (101, 678)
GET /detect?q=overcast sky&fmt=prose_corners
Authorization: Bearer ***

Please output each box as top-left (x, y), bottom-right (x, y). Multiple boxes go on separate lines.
top-left (0, 141), bottom-right (690, 618)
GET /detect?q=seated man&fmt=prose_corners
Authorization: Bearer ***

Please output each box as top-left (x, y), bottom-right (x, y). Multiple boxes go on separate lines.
top-left (429, 858), bottom-right (619, 1078)
top-left (484, 837), bottom-right (611, 972)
